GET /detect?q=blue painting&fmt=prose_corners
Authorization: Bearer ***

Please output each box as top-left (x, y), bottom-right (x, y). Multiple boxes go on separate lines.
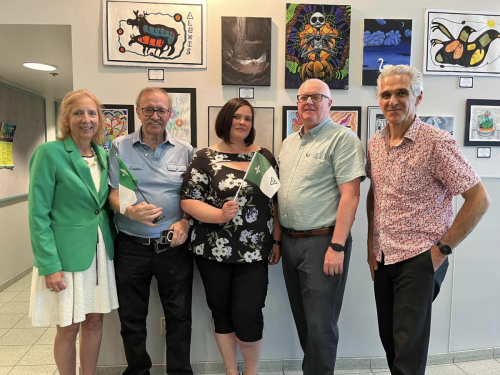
top-left (362, 19), bottom-right (412, 86)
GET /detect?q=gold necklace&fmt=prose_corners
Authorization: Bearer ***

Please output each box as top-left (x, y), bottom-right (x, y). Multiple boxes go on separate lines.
top-left (82, 148), bottom-right (97, 167)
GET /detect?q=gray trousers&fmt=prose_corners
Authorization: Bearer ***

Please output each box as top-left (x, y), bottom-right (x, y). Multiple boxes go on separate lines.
top-left (282, 233), bottom-right (352, 375)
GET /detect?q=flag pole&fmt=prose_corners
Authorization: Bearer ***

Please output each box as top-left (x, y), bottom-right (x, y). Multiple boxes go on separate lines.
top-left (232, 152), bottom-right (256, 201)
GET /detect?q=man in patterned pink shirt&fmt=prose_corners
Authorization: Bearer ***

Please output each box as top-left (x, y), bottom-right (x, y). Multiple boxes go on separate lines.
top-left (366, 65), bottom-right (490, 375)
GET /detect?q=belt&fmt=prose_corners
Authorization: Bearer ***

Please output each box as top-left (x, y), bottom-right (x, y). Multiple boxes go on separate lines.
top-left (120, 232), bottom-right (159, 246)
top-left (282, 226), bottom-right (335, 238)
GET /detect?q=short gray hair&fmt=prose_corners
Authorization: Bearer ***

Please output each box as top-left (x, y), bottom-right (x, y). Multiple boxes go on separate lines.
top-left (377, 65), bottom-right (423, 97)
top-left (135, 87), bottom-right (170, 108)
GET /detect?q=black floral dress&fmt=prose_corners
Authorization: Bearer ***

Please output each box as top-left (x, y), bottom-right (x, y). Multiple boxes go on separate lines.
top-left (181, 148), bottom-right (278, 263)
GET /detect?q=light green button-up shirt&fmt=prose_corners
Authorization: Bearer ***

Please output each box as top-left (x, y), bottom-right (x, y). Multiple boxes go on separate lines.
top-left (278, 118), bottom-right (366, 231)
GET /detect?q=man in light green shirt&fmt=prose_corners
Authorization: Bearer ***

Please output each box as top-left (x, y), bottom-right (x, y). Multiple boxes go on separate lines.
top-left (278, 79), bottom-right (365, 375)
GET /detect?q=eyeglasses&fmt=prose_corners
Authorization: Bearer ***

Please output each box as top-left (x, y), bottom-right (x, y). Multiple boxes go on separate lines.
top-left (141, 108), bottom-right (171, 117)
top-left (297, 94), bottom-right (330, 103)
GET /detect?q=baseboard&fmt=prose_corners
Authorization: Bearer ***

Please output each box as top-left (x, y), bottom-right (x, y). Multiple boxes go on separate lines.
top-left (95, 347), bottom-right (500, 374)
top-left (0, 266), bottom-right (32, 292)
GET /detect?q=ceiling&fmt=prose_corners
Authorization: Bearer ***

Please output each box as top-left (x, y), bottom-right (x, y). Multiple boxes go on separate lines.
top-left (0, 24), bottom-right (73, 100)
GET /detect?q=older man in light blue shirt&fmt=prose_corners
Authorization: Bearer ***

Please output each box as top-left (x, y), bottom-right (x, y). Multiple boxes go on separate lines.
top-left (108, 87), bottom-right (194, 375)
top-left (278, 79), bottom-right (365, 375)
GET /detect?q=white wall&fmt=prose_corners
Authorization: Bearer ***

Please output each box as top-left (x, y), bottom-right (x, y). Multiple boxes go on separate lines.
top-left (1, 0), bottom-right (499, 365)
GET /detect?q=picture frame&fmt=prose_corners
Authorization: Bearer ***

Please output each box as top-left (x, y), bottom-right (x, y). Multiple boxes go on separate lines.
top-left (459, 76), bottom-right (473, 88)
top-left (465, 99), bottom-right (500, 146)
top-left (477, 147), bottom-right (491, 158)
top-left (282, 106), bottom-right (362, 140)
top-left (102, 104), bottom-right (136, 152)
top-left (148, 68), bottom-right (165, 81)
top-left (208, 106), bottom-right (275, 152)
top-left (367, 106), bottom-right (387, 150)
top-left (238, 87), bottom-right (255, 99)
top-left (103, 0), bottom-right (207, 68)
top-left (163, 88), bottom-right (197, 147)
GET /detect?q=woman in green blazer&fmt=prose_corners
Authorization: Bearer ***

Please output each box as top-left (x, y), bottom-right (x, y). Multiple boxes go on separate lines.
top-left (28, 89), bottom-right (118, 375)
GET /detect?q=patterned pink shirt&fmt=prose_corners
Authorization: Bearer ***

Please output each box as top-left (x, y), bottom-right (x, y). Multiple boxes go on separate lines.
top-left (366, 117), bottom-right (480, 264)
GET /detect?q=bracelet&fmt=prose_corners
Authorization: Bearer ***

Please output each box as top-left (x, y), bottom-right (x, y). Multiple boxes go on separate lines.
top-left (272, 239), bottom-right (281, 246)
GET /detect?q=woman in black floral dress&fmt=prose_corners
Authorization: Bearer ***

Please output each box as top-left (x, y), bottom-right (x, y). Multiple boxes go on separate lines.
top-left (181, 98), bottom-right (281, 375)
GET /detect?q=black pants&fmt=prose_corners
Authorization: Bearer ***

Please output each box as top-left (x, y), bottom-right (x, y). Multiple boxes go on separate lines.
top-left (195, 255), bottom-right (269, 342)
top-left (374, 250), bottom-right (448, 375)
top-left (114, 232), bottom-right (194, 375)
top-left (282, 233), bottom-right (352, 375)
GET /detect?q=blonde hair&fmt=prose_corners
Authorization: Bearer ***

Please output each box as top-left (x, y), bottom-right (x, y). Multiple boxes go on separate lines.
top-left (56, 89), bottom-right (106, 145)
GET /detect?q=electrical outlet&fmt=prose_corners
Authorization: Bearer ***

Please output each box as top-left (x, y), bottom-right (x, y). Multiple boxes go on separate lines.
top-left (160, 317), bottom-right (166, 335)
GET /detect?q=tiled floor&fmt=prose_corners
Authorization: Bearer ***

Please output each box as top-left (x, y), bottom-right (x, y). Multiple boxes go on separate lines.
top-left (0, 275), bottom-right (499, 374)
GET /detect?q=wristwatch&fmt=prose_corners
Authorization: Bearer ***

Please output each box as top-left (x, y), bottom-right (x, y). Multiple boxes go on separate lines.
top-left (436, 241), bottom-right (452, 255)
top-left (330, 243), bottom-right (345, 252)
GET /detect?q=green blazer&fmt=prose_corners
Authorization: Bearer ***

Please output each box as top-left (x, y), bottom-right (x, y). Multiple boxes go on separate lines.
top-left (28, 137), bottom-right (116, 276)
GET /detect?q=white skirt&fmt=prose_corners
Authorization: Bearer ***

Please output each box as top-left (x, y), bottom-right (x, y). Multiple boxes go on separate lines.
top-left (29, 226), bottom-right (119, 327)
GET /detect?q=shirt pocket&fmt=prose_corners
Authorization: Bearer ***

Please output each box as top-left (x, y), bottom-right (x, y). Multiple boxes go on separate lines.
top-left (300, 152), bottom-right (330, 179)
top-left (126, 163), bottom-right (144, 180)
top-left (167, 164), bottom-right (187, 184)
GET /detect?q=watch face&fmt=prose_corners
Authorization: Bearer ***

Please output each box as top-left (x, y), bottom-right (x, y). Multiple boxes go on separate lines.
top-left (439, 244), bottom-right (452, 255)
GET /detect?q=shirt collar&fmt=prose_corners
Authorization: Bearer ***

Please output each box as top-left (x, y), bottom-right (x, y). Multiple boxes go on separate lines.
top-left (133, 126), bottom-right (171, 145)
top-left (299, 117), bottom-right (330, 139)
top-left (378, 115), bottom-right (423, 142)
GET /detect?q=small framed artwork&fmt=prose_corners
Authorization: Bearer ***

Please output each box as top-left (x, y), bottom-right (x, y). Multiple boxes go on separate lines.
top-left (102, 104), bottom-right (136, 152)
top-left (465, 99), bottom-right (500, 146)
top-left (477, 147), bottom-right (491, 158)
top-left (148, 69), bottom-right (165, 81)
top-left (208, 106), bottom-right (274, 152)
top-left (367, 106), bottom-right (387, 147)
top-left (163, 88), bottom-right (197, 146)
top-left (459, 76), bottom-right (473, 88)
top-left (282, 106), bottom-right (362, 140)
top-left (238, 87), bottom-right (255, 99)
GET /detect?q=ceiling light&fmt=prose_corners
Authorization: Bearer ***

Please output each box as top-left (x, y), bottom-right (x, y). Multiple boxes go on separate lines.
top-left (23, 62), bottom-right (58, 71)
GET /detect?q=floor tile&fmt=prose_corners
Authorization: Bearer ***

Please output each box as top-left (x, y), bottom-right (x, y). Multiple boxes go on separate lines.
top-left (0, 301), bottom-right (30, 314)
top-left (456, 359), bottom-right (500, 374)
top-left (0, 313), bottom-right (25, 329)
top-left (18, 274), bottom-right (33, 283)
top-left (0, 327), bottom-right (46, 346)
top-left (0, 345), bottom-right (31, 365)
top-left (425, 364), bottom-right (467, 374)
top-left (336, 371), bottom-right (374, 374)
top-left (3, 284), bottom-right (30, 293)
top-left (0, 291), bottom-right (19, 303)
top-left (36, 327), bottom-right (56, 345)
top-left (0, 329), bottom-right (7, 339)
top-left (12, 315), bottom-right (35, 329)
top-left (0, 367), bottom-right (13, 375)
top-left (17, 344), bottom-right (56, 365)
top-left (12, 291), bottom-right (31, 302)
top-left (8, 365), bottom-right (58, 374)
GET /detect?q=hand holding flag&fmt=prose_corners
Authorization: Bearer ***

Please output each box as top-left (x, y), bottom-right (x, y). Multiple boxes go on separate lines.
top-left (234, 152), bottom-right (280, 199)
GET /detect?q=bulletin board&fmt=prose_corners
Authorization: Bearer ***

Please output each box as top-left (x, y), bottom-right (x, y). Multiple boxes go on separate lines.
top-left (0, 83), bottom-right (46, 202)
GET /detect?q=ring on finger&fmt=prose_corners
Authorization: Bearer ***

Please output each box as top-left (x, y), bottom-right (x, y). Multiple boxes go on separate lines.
top-left (49, 288), bottom-right (54, 292)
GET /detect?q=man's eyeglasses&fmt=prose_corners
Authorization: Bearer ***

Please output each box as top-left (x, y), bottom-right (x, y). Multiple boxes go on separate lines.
top-left (297, 94), bottom-right (330, 103)
top-left (141, 108), bottom-right (171, 117)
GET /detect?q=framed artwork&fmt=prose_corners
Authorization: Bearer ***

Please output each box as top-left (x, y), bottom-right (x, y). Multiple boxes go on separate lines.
top-left (208, 106), bottom-right (275, 152)
top-left (102, 104), bottom-right (135, 152)
top-left (424, 9), bottom-right (500, 76)
top-left (367, 106), bottom-right (386, 144)
top-left (282, 106), bottom-right (361, 140)
top-left (164, 88), bottom-right (197, 146)
top-left (362, 19), bottom-right (412, 86)
top-left (419, 116), bottom-right (454, 135)
top-left (285, 4), bottom-right (351, 89)
top-left (222, 17), bottom-right (271, 86)
top-left (103, 0), bottom-right (207, 68)
top-left (465, 99), bottom-right (500, 146)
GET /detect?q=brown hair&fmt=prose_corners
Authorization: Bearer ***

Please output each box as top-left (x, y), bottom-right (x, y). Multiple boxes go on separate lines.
top-left (56, 89), bottom-right (106, 145)
top-left (215, 98), bottom-right (255, 146)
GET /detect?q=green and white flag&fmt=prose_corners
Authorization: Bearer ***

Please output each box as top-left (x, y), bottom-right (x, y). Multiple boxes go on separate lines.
top-left (116, 154), bottom-right (137, 214)
top-left (244, 152), bottom-right (280, 198)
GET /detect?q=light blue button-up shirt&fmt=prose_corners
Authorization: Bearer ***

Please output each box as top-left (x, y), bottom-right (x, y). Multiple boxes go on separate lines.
top-left (108, 127), bottom-right (193, 238)
top-left (278, 118), bottom-right (365, 230)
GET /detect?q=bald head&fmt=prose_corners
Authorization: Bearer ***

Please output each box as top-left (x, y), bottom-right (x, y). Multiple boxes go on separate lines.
top-left (297, 79), bottom-right (333, 131)
top-left (299, 79), bottom-right (331, 97)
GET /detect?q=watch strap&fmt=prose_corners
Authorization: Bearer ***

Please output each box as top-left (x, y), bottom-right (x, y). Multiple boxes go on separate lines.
top-left (330, 242), bottom-right (345, 252)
